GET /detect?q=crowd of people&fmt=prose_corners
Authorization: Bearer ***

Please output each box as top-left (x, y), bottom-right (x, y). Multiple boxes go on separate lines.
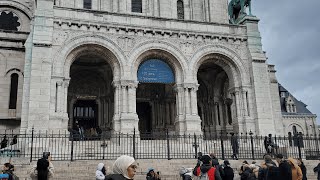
top-left (188, 152), bottom-right (320, 180)
top-left (2, 153), bottom-right (320, 180)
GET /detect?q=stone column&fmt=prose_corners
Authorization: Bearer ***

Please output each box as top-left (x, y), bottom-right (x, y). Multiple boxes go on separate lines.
top-left (234, 89), bottom-right (241, 118)
top-left (190, 85), bottom-right (199, 115)
top-left (63, 78), bottom-right (70, 115)
top-left (184, 87), bottom-right (191, 115)
top-left (184, 83), bottom-right (201, 135)
top-left (118, 80), bottom-right (139, 134)
top-left (242, 89), bottom-right (248, 117)
top-left (112, 81), bottom-right (121, 132)
top-left (174, 84), bottom-right (185, 133)
top-left (56, 81), bottom-right (63, 113)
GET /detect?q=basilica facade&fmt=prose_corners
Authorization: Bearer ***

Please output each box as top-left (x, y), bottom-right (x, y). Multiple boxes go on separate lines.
top-left (0, 0), bottom-right (317, 136)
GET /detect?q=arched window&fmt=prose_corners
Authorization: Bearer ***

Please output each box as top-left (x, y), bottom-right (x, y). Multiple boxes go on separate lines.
top-left (132, 0), bottom-right (142, 13)
top-left (177, 0), bottom-right (184, 19)
top-left (9, 73), bottom-right (18, 109)
top-left (84, 0), bottom-right (92, 9)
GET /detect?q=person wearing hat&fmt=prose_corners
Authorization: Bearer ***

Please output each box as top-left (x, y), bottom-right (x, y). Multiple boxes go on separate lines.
top-left (222, 160), bottom-right (234, 180)
top-left (193, 154), bottom-right (222, 180)
top-left (275, 154), bottom-right (292, 180)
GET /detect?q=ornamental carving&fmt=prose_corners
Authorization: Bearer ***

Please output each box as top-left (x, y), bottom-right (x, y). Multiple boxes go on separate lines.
top-left (117, 36), bottom-right (136, 51)
top-left (53, 31), bottom-right (69, 45)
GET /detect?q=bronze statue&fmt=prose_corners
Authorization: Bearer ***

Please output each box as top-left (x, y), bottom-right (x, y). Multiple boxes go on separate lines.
top-left (228, 0), bottom-right (252, 24)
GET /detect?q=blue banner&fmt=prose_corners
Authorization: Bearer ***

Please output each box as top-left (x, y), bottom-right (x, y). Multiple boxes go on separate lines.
top-left (138, 59), bottom-right (175, 83)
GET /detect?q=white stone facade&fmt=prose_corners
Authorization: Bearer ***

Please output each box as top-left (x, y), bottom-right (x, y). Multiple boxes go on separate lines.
top-left (0, 0), bottom-right (316, 136)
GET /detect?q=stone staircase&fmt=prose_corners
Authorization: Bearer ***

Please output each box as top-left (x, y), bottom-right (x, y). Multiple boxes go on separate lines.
top-left (1, 158), bottom-right (319, 180)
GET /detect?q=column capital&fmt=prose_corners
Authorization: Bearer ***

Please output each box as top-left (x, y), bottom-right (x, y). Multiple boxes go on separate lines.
top-left (183, 83), bottom-right (199, 90)
top-left (63, 78), bottom-right (70, 88)
top-left (173, 84), bottom-right (184, 92)
top-left (56, 81), bottom-right (63, 86)
top-left (112, 80), bottom-right (121, 88)
top-left (229, 87), bottom-right (240, 94)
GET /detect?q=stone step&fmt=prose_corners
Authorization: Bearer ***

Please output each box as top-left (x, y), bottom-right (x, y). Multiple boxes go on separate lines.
top-left (9, 159), bottom-right (320, 180)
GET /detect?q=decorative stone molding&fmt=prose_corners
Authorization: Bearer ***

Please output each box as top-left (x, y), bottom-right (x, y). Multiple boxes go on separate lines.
top-left (53, 19), bottom-right (247, 43)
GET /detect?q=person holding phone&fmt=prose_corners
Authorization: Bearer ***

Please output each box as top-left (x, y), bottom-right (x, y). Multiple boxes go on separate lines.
top-left (29, 152), bottom-right (54, 180)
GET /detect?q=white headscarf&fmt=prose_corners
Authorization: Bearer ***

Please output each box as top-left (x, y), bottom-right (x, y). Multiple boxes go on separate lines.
top-left (112, 155), bottom-right (136, 179)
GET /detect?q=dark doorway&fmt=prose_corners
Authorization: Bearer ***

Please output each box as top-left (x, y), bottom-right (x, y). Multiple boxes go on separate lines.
top-left (73, 100), bottom-right (98, 130)
top-left (137, 102), bottom-right (152, 137)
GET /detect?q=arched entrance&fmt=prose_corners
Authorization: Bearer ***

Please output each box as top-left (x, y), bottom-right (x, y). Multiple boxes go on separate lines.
top-left (197, 61), bottom-right (234, 137)
top-left (136, 59), bottom-right (176, 138)
top-left (67, 48), bottom-right (114, 138)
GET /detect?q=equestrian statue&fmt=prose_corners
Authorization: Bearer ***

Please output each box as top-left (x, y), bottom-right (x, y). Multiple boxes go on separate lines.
top-left (228, 0), bottom-right (252, 24)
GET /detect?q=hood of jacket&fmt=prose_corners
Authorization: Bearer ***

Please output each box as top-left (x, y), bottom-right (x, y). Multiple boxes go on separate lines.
top-left (200, 164), bottom-right (212, 173)
top-left (97, 163), bottom-right (105, 171)
top-left (212, 158), bottom-right (219, 166)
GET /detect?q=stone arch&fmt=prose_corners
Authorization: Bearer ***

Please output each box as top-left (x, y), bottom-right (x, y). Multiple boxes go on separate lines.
top-left (5, 68), bottom-right (23, 77)
top-left (129, 41), bottom-right (188, 84)
top-left (0, 1), bottom-right (32, 19)
top-left (287, 123), bottom-right (304, 134)
top-left (53, 35), bottom-right (126, 81)
top-left (190, 44), bottom-right (249, 88)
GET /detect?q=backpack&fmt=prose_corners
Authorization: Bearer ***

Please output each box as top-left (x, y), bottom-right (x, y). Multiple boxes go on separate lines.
top-left (199, 172), bottom-right (209, 180)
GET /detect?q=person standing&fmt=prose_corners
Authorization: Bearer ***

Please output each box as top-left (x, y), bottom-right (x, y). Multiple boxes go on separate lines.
top-left (105, 155), bottom-right (137, 180)
top-left (275, 154), bottom-right (291, 180)
top-left (297, 159), bottom-right (307, 180)
top-left (288, 158), bottom-right (302, 180)
top-left (29, 157), bottom-right (54, 180)
top-left (313, 159), bottom-right (320, 180)
top-left (193, 154), bottom-right (222, 180)
top-left (96, 163), bottom-right (106, 180)
top-left (258, 155), bottom-right (278, 180)
top-left (1, 163), bottom-right (14, 180)
top-left (230, 133), bottom-right (239, 160)
top-left (222, 160), bottom-right (234, 180)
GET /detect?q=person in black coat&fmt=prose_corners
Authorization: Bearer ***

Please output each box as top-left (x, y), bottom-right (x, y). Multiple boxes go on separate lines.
top-left (222, 160), bottom-right (234, 180)
top-left (297, 158), bottom-right (307, 180)
top-left (258, 155), bottom-right (279, 180)
top-left (275, 154), bottom-right (291, 180)
top-left (313, 160), bottom-right (320, 180)
top-left (230, 133), bottom-right (239, 160)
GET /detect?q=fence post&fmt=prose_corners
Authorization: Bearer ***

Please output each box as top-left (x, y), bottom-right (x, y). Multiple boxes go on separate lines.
top-left (220, 132), bottom-right (225, 160)
top-left (70, 132), bottom-right (74, 161)
top-left (166, 129), bottom-right (171, 160)
top-left (193, 133), bottom-right (198, 159)
top-left (133, 128), bottom-right (136, 159)
top-left (30, 127), bottom-right (34, 163)
top-left (249, 131), bottom-right (255, 160)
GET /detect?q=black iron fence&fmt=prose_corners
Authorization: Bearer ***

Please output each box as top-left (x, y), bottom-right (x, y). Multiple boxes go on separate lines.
top-left (1, 129), bottom-right (320, 162)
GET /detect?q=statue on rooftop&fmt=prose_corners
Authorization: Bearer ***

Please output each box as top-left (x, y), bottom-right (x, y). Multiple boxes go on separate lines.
top-left (228, 0), bottom-right (252, 24)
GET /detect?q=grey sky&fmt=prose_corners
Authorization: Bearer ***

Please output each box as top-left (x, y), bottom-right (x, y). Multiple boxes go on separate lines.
top-left (252, 0), bottom-right (320, 123)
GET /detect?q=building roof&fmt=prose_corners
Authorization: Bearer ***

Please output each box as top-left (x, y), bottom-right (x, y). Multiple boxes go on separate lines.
top-left (278, 84), bottom-right (314, 115)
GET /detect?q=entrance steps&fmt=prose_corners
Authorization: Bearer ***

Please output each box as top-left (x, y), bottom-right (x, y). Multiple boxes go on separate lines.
top-left (3, 158), bottom-right (319, 180)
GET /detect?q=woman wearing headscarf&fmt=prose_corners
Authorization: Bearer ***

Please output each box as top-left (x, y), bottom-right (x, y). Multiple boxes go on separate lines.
top-left (96, 163), bottom-right (106, 180)
top-left (105, 155), bottom-right (137, 180)
top-left (288, 158), bottom-right (303, 180)
top-left (29, 157), bottom-right (54, 180)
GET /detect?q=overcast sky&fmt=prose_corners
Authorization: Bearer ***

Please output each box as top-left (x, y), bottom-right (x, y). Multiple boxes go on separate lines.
top-left (252, 0), bottom-right (320, 123)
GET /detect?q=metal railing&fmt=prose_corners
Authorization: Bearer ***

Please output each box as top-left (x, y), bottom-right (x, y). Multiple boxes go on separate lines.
top-left (0, 129), bottom-right (319, 162)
